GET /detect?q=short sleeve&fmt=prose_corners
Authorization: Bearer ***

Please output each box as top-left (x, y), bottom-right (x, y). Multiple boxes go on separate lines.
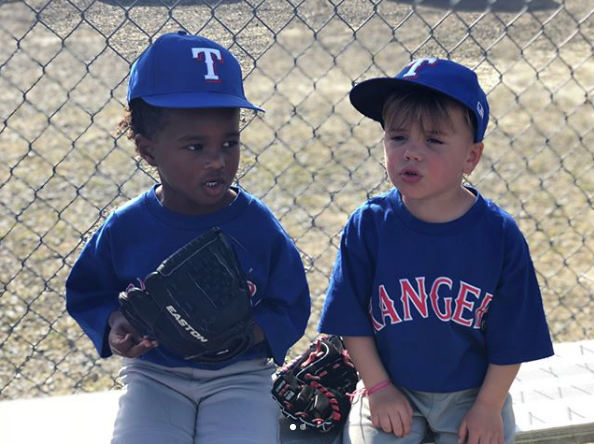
top-left (318, 210), bottom-right (376, 336)
top-left (484, 219), bottom-right (554, 364)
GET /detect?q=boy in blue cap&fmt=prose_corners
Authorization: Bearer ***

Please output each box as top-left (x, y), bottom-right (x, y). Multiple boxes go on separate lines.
top-left (318, 58), bottom-right (554, 444)
top-left (66, 31), bottom-right (311, 444)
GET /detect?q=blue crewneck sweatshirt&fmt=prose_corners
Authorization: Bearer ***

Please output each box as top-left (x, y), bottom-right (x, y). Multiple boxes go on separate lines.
top-left (67, 185), bottom-right (311, 368)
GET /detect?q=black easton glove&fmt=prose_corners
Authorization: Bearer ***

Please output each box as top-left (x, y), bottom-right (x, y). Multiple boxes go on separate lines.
top-left (272, 335), bottom-right (359, 432)
top-left (118, 227), bottom-right (255, 363)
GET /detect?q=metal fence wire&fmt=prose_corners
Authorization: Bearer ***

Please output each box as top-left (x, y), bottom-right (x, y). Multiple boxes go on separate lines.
top-left (0, 0), bottom-right (593, 399)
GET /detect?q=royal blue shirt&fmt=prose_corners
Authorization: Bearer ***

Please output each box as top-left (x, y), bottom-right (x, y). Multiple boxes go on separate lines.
top-left (66, 185), bottom-right (311, 368)
top-left (318, 187), bottom-right (553, 392)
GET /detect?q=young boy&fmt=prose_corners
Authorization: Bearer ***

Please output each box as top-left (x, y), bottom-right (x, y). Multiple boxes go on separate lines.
top-left (66, 31), bottom-right (311, 444)
top-left (318, 58), bottom-right (554, 444)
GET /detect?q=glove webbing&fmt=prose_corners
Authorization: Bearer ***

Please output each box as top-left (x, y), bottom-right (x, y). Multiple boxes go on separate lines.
top-left (308, 381), bottom-right (342, 424)
top-left (280, 335), bottom-right (356, 388)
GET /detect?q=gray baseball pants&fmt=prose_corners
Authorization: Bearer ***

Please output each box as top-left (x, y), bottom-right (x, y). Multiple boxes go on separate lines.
top-left (110, 357), bottom-right (279, 444)
top-left (342, 382), bottom-right (515, 444)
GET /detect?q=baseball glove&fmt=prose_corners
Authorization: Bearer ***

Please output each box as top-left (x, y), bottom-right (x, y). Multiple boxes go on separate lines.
top-left (118, 227), bottom-right (255, 363)
top-left (272, 335), bottom-right (359, 432)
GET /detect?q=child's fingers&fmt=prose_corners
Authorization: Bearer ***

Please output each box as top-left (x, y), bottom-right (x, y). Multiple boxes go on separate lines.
top-left (370, 412), bottom-right (381, 430)
top-left (458, 419), bottom-right (468, 443)
top-left (128, 341), bottom-right (158, 357)
top-left (109, 333), bottom-right (133, 356)
top-left (395, 407), bottom-right (414, 437)
top-left (371, 411), bottom-right (408, 437)
top-left (138, 337), bottom-right (159, 348)
top-left (400, 407), bottom-right (412, 436)
top-left (110, 332), bottom-right (157, 358)
top-left (118, 340), bottom-right (156, 358)
top-left (371, 411), bottom-right (389, 433)
top-left (369, 394), bottom-right (414, 437)
top-left (391, 413), bottom-right (405, 437)
top-left (375, 412), bottom-right (397, 435)
top-left (388, 401), bottom-right (413, 436)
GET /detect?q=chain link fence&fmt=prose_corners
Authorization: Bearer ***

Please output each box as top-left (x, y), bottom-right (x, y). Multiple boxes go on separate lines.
top-left (1, 0), bottom-right (593, 400)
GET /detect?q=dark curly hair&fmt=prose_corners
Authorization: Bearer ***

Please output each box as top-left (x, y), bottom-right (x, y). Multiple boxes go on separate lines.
top-left (118, 98), bottom-right (167, 143)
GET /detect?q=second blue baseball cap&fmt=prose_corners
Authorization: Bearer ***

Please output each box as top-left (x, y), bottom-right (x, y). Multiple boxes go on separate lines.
top-left (127, 31), bottom-right (264, 112)
top-left (349, 58), bottom-right (489, 142)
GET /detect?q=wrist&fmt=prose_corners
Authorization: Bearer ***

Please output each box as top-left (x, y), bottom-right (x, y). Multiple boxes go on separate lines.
top-left (366, 380), bottom-right (392, 396)
top-left (108, 310), bottom-right (122, 328)
top-left (474, 395), bottom-right (505, 411)
top-left (252, 323), bottom-right (265, 344)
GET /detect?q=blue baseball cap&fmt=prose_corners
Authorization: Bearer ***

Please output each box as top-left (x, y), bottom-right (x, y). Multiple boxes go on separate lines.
top-left (349, 58), bottom-right (489, 142)
top-left (127, 31), bottom-right (264, 112)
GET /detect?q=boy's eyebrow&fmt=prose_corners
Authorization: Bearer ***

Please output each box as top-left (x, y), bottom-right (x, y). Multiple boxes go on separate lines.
top-left (177, 131), bottom-right (241, 141)
top-left (425, 128), bottom-right (449, 135)
top-left (384, 124), bottom-right (410, 132)
top-left (385, 125), bottom-right (452, 136)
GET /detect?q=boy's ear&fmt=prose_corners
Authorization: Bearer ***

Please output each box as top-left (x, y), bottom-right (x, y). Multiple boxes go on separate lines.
top-left (135, 134), bottom-right (157, 166)
top-left (464, 142), bottom-right (484, 175)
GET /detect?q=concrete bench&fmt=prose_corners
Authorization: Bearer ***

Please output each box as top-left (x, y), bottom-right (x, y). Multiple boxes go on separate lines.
top-left (1, 340), bottom-right (593, 444)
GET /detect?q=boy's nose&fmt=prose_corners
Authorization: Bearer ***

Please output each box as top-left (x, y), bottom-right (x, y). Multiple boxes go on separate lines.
top-left (205, 150), bottom-right (225, 169)
top-left (404, 143), bottom-right (423, 161)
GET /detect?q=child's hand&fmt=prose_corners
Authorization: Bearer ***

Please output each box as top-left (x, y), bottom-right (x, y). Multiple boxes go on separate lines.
top-left (251, 323), bottom-right (265, 344)
top-left (368, 383), bottom-right (413, 438)
top-left (457, 400), bottom-right (505, 444)
top-left (108, 310), bottom-right (158, 358)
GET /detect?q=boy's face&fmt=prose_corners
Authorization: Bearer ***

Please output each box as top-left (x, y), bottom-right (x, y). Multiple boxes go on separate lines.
top-left (383, 106), bottom-right (483, 221)
top-left (136, 107), bottom-right (241, 215)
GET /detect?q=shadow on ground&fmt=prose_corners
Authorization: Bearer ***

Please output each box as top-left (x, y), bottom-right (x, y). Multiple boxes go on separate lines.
top-left (95, 0), bottom-right (241, 7)
top-left (391, 0), bottom-right (560, 12)
top-left (92, 0), bottom-right (558, 11)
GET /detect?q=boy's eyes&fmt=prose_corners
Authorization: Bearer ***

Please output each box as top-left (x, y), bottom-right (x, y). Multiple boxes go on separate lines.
top-left (388, 134), bottom-right (444, 144)
top-left (388, 133), bottom-right (409, 142)
top-left (223, 140), bottom-right (239, 148)
top-left (185, 140), bottom-right (239, 151)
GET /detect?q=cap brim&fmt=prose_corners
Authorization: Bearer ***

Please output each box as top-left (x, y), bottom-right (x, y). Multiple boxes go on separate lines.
top-left (350, 77), bottom-right (465, 126)
top-left (139, 91), bottom-right (265, 112)
top-left (350, 78), bottom-right (415, 125)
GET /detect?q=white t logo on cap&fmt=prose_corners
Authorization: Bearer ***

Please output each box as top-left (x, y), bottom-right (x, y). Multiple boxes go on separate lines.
top-left (192, 48), bottom-right (223, 82)
top-left (403, 57), bottom-right (438, 78)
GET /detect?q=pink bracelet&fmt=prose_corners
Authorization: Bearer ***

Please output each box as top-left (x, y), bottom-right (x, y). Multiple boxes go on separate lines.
top-left (366, 380), bottom-right (391, 396)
